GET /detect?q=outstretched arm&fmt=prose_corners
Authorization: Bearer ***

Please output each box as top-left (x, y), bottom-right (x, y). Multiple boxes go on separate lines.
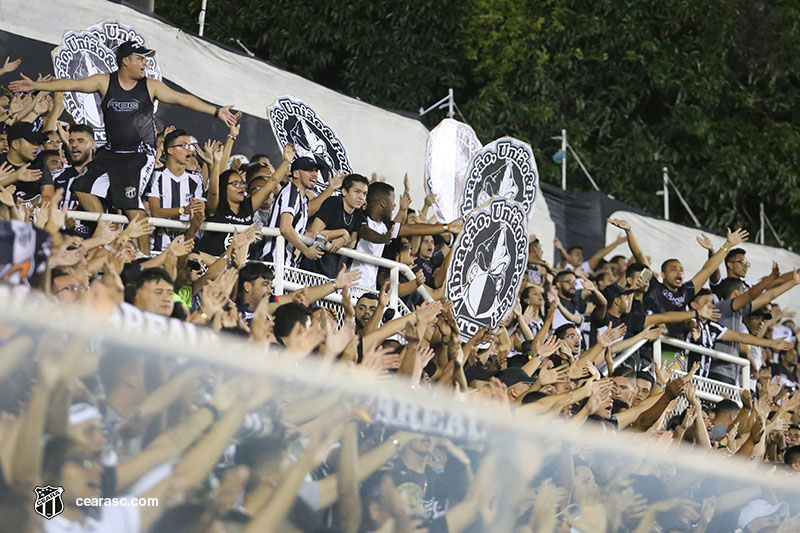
top-left (750, 270), bottom-right (800, 311)
top-left (8, 73), bottom-right (107, 96)
top-left (250, 145), bottom-right (293, 211)
top-left (147, 79), bottom-right (236, 126)
top-left (586, 234), bottom-right (626, 271)
top-left (608, 219), bottom-right (648, 266)
top-left (690, 228), bottom-right (749, 292)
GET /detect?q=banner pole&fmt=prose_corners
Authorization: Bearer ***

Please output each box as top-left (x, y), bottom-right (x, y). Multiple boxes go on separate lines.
top-left (561, 129), bottom-right (567, 190)
top-left (663, 167), bottom-right (669, 221)
top-left (447, 88), bottom-right (454, 118)
top-left (198, 0), bottom-right (208, 36)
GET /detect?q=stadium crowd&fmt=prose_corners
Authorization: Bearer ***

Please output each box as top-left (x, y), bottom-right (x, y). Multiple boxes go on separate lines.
top-left (2, 44), bottom-right (800, 533)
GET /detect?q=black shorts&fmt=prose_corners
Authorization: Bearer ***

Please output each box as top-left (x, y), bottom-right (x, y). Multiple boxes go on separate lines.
top-left (71, 148), bottom-right (155, 210)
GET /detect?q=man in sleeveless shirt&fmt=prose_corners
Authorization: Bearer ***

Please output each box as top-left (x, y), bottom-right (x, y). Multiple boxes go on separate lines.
top-left (9, 41), bottom-right (237, 253)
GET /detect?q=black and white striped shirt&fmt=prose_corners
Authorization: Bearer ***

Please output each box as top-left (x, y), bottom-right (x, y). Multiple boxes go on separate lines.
top-left (261, 182), bottom-right (308, 267)
top-left (53, 166), bottom-right (94, 238)
top-left (147, 167), bottom-right (204, 251)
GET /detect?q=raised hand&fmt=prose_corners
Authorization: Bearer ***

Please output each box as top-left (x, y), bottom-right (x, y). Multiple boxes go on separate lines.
top-left (282, 142), bottom-right (296, 162)
top-left (696, 233), bottom-right (713, 251)
top-left (328, 170), bottom-right (345, 191)
top-left (0, 56), bottom-right (21, 75)
top-left (335, 265), bottom-right (362, 291)
top-left (7, 72), bottom-right (35, 93)
top-left (285, 322), bottom-right (325, 357)
top-left (415, 344), bottom-right (436, 369)
top-left (216, 105), bottom-right (237, 128)
top-left (534, 335), bottom-right (560, 358)
top-left (399, 192), bottom-right (412, 211)
top-left (539, 363), bottom-right (569, 385)
top-left (599, 323), bottom-right (626, 347)
top-left (415, 299), bottom-right (443, 327)
top-left (697, 302), bottom-right (721, 321)
top-left (771, 339), bottom-right (794, 352)
top-left (15, 163), bottom-right (42, 183)
top-left (166, 235), bottom-right (194, 257)
top-left (446, 218), bottom-right (464, 234)
top-left (0, 183), bottom-right (16, 207)
top-left (121, 214), bottom-right (153, 239)
top-left (607, 218), bottom-right (631, 232)
top-left (725, 227), bottom-right (749, 247)
top-left (424, 192), bottom-right (436, 207)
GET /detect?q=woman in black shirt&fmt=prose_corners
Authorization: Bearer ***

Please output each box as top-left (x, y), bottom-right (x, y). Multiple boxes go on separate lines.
top-left (197, 151), bottom-right (289, 257)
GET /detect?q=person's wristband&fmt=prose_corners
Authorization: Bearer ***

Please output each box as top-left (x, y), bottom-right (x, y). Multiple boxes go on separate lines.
top-left (654, 382), bottom-right (665, 389)
top-left (694, 309), bottom-right (700, 321)
top-left (178, 206), bottom-right (186, 216)
top-left (227, 134), bottom-right (237, 140)
top-left (198, 403), bottom-right (220, 421)
top-left (200, 311), bottom-right (212, 324)
top-left (443, 224), bottom-right (449, 233)
top-left (721, 244), bottom-right (730, 253)
top-left (213, 106), bottom-right (220, 118)
top-left (332, 281), bottom-right (340, 292)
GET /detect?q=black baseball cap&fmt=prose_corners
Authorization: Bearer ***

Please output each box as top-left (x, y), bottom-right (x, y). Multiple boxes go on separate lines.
top-left (493, 368), bottom-right (533, 387)
top-left (116, 41), bottom-right (155, 64)
top-left (6, 122), bottom-right (46, 145)
top-left (602, 284), bottom-right (634, 303)
top-left (290, 157), bottom-right (320, 172)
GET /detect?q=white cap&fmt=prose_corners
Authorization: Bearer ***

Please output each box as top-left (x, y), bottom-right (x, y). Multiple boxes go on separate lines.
top-left (737, 499), bottom-right (788, 530)
top-left (68, 402), bottom-right (102, 426)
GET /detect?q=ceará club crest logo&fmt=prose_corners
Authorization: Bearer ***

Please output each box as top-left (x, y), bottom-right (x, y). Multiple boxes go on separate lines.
top-left (446, 197), bottom-right (529, 340)
top-left (52, 20), bottom-right (162, 147)
top-left (460, 137), bottom-right (539, 218)
top-left (34, 485), bottom-right (64, 520)
top-left (267, 96), bottom-right (352, 196)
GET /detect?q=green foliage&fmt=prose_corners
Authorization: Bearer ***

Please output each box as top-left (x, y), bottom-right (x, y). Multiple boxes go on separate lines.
top-left (155, 0), bottom-right (800, 248)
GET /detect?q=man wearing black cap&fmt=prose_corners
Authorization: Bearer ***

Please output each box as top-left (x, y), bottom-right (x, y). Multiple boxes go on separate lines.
top-left (9, 41), bottom-right (237, 252)
top-left (261, 156), bottom-right (325, 267)
top-left (0, 121), bottom-right (53, 202)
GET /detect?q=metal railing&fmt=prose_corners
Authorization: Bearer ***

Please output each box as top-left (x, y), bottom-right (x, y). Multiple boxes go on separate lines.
top-left (67, 210), bottom-right (432, 312)
top-left (612, 336), bottom-right (750, 405)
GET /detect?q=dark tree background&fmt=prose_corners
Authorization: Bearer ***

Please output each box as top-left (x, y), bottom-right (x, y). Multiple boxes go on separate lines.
top-left (155, 0), bottom-right (800, 248)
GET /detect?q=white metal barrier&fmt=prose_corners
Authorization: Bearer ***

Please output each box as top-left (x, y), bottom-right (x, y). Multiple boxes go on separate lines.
top-left (612, 336), bottom-right (750, 406)
top-left (67, 211), bottom-right (431, 315)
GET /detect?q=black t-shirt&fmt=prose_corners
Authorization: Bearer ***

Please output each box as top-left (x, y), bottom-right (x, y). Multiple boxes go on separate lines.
top-left (388, 460), bottom-right (448, 533)
top-left (415, 250), bottom-right (444, 287)
top-left (0, 152), bottom-right (53, 201)
top-left (196, 200), bottom-right (255, 257)
top-left (299, 196), bottom-right (365, 278)
top-left (644, 278), bottom-right (695, 337)
top-left (101, 72), bottom-right (156, 151)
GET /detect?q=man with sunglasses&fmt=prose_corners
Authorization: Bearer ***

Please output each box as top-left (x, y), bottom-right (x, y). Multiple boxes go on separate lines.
top-left (147, 128), bottom-right (205, 252)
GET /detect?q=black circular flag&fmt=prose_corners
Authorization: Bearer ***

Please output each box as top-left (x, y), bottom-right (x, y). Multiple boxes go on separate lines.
top-left (447, 198), bottom-right (529, 341)
top-left (459, 137), bottom-right (538, 218)
top-left (268, 96), bottom-right (352, 196)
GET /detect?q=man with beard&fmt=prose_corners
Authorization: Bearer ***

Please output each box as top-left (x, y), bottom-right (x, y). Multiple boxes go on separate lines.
top-left (354, 293), bottom-right (380, 335)
top-left (53, 124), bottom-right (96, 237)
top-left (300, 173), bottom-right (368, 278)
top-left (551, 270), bottom-right (606, 331)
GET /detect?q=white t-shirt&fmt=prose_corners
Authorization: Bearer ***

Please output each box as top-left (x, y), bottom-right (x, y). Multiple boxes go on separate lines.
top-left (352, 218), bottom-right (401, 290)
